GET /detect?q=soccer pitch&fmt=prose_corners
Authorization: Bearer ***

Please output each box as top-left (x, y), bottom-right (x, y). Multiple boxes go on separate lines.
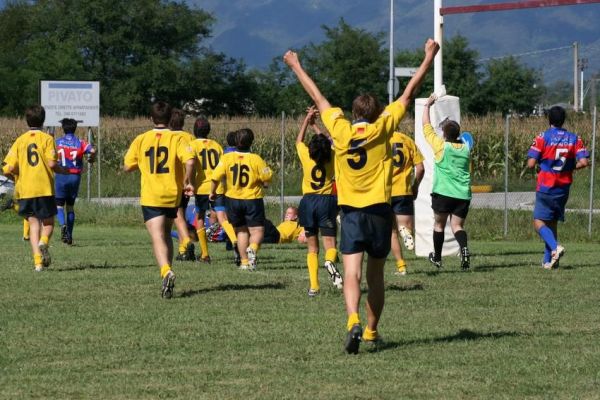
top-left (1, 222), bottom-right (599, 399)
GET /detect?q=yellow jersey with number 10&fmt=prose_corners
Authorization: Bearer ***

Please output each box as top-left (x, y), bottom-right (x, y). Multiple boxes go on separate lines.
top-left (212, 151), bottom-right (272, 200)
top-left (124, 128), bottom-right (196, 208)
top-left (390, 132), bottom-right (424, 196)
top-left (321, 101), bottom-right (406, 208)
top-left (296, 141), bottom-right (335, 195)
top-left (190, 138), bottom-right (225, 195)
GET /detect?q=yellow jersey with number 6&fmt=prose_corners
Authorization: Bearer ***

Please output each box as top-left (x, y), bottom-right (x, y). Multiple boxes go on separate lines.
top-left (321, 101), bottom-right (406, 207)
top-left (124, 128), bottom-right (196, 207)
top-left (212, 151), bottom-right (272, 200)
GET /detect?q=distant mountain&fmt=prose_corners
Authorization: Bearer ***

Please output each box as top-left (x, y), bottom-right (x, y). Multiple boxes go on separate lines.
top-left (192, 0), bottom-right (600, 83)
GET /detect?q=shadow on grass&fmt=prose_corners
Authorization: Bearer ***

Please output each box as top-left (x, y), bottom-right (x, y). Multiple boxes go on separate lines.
top-left (370, 329), bottom-right (522, 353)
top-left (179, 282), bottom-right (286, 298)
top-left (56, 262), bottom-right (153, 271)
top-left (386, 283), bottom-right (425, 292)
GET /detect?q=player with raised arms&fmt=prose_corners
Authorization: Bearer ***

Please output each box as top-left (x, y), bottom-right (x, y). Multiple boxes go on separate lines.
top-left (284, 38), bottom-right (439, 353)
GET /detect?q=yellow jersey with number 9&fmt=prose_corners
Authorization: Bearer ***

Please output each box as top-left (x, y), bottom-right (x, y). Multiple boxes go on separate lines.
top-left (212, 151), bottom-right (272, 199)
top-left (321, 101), bottom-right (406, 207)
top-left (390, 132), bottom-right (424, 196)
top-left (124, 128), bottom-right (196, 208)
top-left (296, 141), bottom-right (335, 195)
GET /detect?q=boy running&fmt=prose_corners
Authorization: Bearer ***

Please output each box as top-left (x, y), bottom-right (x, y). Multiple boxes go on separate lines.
top-left (124, 101), bottom-right (196, 299)
top-left (2, 105), bottom-right (59, 271)
top-left (284, 38), bottom-right (439, 353)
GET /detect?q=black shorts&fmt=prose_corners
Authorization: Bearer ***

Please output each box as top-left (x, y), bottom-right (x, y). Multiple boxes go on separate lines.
top-left (262, 219), bottom-right (281, 243)
top-left (391, 195), bottom-right (414, 216)
top-left (339, 203), bottom-right (393, 258)
top-left (226, 198), bottom-right (265, 228)
top-left (196, 194), bottom-right (226, 214)
top-left (298, 194), bottom-right (337, 237)
top-left (142, 206), bottom-right (178, 222)
top-left (18, 196), bottom-right (57, 219)
top-left (179, 193), bottom-right (190, 210)
top-left (431, 193), bottom-right (470, 219)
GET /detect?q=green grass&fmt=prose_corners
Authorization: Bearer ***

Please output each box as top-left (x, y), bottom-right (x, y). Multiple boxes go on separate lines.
top-left (1, 215), bottom-right (599, 399)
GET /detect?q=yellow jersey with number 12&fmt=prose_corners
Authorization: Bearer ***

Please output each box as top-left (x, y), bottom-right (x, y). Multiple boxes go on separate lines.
top-left (321, 101), bottom-right (406, 207)
top-left (390, 132), bottom-right (424, 196)
top-left (124, 128), bottom-right (196, 208)
top-left (296, 141), bottom-right (335, 195)
top-left (212, 151), bottom-right (272, 200)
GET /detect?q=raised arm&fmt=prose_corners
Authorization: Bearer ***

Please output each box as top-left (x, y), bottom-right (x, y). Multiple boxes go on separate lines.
top-left (283, 51), bottom-right (332, 113)
top-left (296, 106), bottom-right (318, 144)
top-left (422, 94), bottom-right (436, 126)
top-left (398, 39), bottom-right (440, 108)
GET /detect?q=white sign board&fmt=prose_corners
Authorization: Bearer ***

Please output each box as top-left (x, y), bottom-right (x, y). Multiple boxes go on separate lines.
top-left (40, 81), bottom-right (100, 127)
top-left (395, 67), bottom-right (418, 77)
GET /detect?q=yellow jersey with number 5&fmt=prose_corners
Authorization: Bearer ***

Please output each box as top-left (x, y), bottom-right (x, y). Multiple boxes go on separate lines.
top-left (321, 101), bottom-right (406, 207)
top-left (212, 151), bottom-right (272, 200)
top-left (390, 132), bottom-right (424, 196)
top-left (296, 141), bottom-right (335, 195)
top-left (124, 128), bottom-right (196, 207)
top-left (2, 130), bottom-right (56, 199)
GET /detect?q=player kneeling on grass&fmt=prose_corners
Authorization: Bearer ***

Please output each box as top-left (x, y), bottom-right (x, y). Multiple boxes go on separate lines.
top-left (124, 101), bottom-right (196, 299)
top-left (422, 95), bottom-right (472, 270)
top-left (54, 118), bottom-right (96, 245)
top-left (209, 128), bottom-right (272, 271)
top-left (526, 105), bottom-right (589, 269)
top-left (296, 106), bottom-right (342, 297)
top-left (2, 105), bottom-right (61, 272)
top-left (284, 39), bottom-right (439, 354)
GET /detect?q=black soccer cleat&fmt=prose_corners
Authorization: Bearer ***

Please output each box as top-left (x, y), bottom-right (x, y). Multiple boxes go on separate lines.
top-left (428, 252), bottom-right (442, 269)
top-left (460, 247), bottom-right (471, 270)
top-left (345, 324), bottom-right (363, 355)
top-left (233, 246), bottom-right (241, 267)
top-left (61, 225), bottom-right (69, 244)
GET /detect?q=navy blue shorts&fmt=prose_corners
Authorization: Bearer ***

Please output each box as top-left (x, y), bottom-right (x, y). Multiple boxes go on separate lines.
top-left (142, 206), bottom-right (177, 222)
top-left (179, 193), bottom-right (190, 210)
top-left (299, 194), bottom-right (337, 237)
top-left (18, 196), bottom-right (57, 219)
top-left (339, 203), bottom-right (393, 258)
top-left (55, 173), bottom-right (82, 206)
top-left (431, 193), bottom-right (470, 219)
top-left (226, 198), bottom-right (265, 228)
top-left (533, 191), bottom-right (569, 222)
top-left (196, 194), bottom-right (226, 213)
top-left (391, 195), bottom-right (414, 216)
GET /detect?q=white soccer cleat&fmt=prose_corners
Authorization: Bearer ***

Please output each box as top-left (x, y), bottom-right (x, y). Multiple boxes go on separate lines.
top-left (548, 245), bottom-right (565, 269)
top-left (324, 260), bottom-right (343, 289)
top-left (246, 247), bottom-right (257, 270)
top-left (398, 226), bottom-right (414, 251)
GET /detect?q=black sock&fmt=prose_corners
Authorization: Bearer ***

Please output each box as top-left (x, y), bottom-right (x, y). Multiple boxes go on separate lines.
top-left (433, 231), bottom-right (444, 260)
top-left (454, 230), bottom-right (468, 250)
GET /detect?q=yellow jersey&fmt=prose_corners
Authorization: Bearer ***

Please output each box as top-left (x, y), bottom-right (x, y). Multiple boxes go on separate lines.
top-left (296, 141), bottom-right (335, 195)
top-left (390, 132), bottom-right (424, 196)
top-left (321, 101), bottom-right (406, 207)
top-left (277, 220), bottom-right (303, 243)
top-left (124, 128), bottom-right (196, 208)
top-left (190, 138), bottom-right (225, 195)
top-left (212, 151), bottom-right (272, 199)
top-left (2, 130), bottom-right (56, 199)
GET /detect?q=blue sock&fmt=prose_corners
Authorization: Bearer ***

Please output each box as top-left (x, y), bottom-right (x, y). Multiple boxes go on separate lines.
top-left (543, 243), bottom-right (552, 264)
top-left (67, 212), bottom-right (75, 237)
top-left (538, 226), bottom-right (557, 252)
top-left (57, 207), bottom-right (65, 226)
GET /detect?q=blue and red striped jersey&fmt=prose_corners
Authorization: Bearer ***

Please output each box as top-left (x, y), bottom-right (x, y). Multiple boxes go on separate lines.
top-left (527, 127), bottom-right (589, 194)
top-left (55, 134), bottom-right (93, 174)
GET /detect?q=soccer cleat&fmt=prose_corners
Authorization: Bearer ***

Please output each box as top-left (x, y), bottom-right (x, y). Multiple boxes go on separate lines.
top-left (324, 260), bottom-right (343, 289)
top-left (175, 253), bottom-right (187, 261)
top-left (428, 252), bottom-right (442, 269)
top-left (549, 245), bottom-right (565, 269)
top-left (161, 270), bottom-right (176, 299)
top-left (398, 226), bottom-right (414, 251)
top-left (307, 288), bottom-right (320, 298)
top-left (363, 335), bottom-right (385, 352)
top-left (542, 262), bottom-right (553, 270)
top-left (198, 255), bottom-right (211, 264)
top-left (233, 246), bottom-right (241, 267)
top-left (239, 263), bottom-right (255, 272)
top-left (34, 265), bottom-right (44, 272)
top-left (345, 324), bottom-right (362, 354)
top-left (60, 225), bottom-right (68, 243)
top-left (246, 247), bottom-right (257, 270)
top-left (395, 264), bottom-right (407, 276)
top-left (185, 242), bottom-right (196, 261)
top-left (460, 247), bottom-right (471, 270)
top-left (38, 242), bottom-right (51, 268)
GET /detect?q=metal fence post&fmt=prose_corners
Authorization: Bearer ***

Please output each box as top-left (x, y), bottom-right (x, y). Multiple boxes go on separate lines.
top-left (280, 111), bottom-right (285, 218)
top-left (504, 114), bottom-right (510, 238)
top-left (87, 127), bottom-right (92, 201)
top-left (589, 106), bottom-right (597, 237)
top-left (97, 125), bottom-right (101, 199)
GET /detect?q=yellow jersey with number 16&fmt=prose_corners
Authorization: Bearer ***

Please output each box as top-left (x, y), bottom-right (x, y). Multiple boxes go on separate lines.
top-left (211, 151), bottom-right (272, 200)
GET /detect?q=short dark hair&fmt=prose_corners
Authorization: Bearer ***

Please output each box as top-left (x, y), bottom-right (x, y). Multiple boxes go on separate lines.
top-left (351, 94), bottom-right (382, 123)
top-left (308, 134), bottom-right (332, 166)
top-left (442, 120), bottom-right (461, 142)
top-left (194, 116), bottom-right (211, 138)
top-left (169, 108), bottom-right (185, 130)
top-left (236, 128), bottom-right (254, 151)
top-left (25, 105), bottom-right (45, 127)
top-left (150, 101), bottom-right (172, 125)
top-left (60, 118), bottom-right (77, 134)
top-left (226, 131), bottom-right (238, 147)
top-left (548, 106), bottom-right (566, 128)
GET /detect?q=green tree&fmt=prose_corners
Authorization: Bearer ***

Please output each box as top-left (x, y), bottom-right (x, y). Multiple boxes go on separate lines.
top-left (480, 56), bottom-right (544, 115)
top-left (442, 35), bottom-right (483, 114)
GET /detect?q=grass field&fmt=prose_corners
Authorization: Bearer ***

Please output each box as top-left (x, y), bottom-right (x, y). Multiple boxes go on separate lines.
top-left (1, 211), bottom-right (599, 399)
